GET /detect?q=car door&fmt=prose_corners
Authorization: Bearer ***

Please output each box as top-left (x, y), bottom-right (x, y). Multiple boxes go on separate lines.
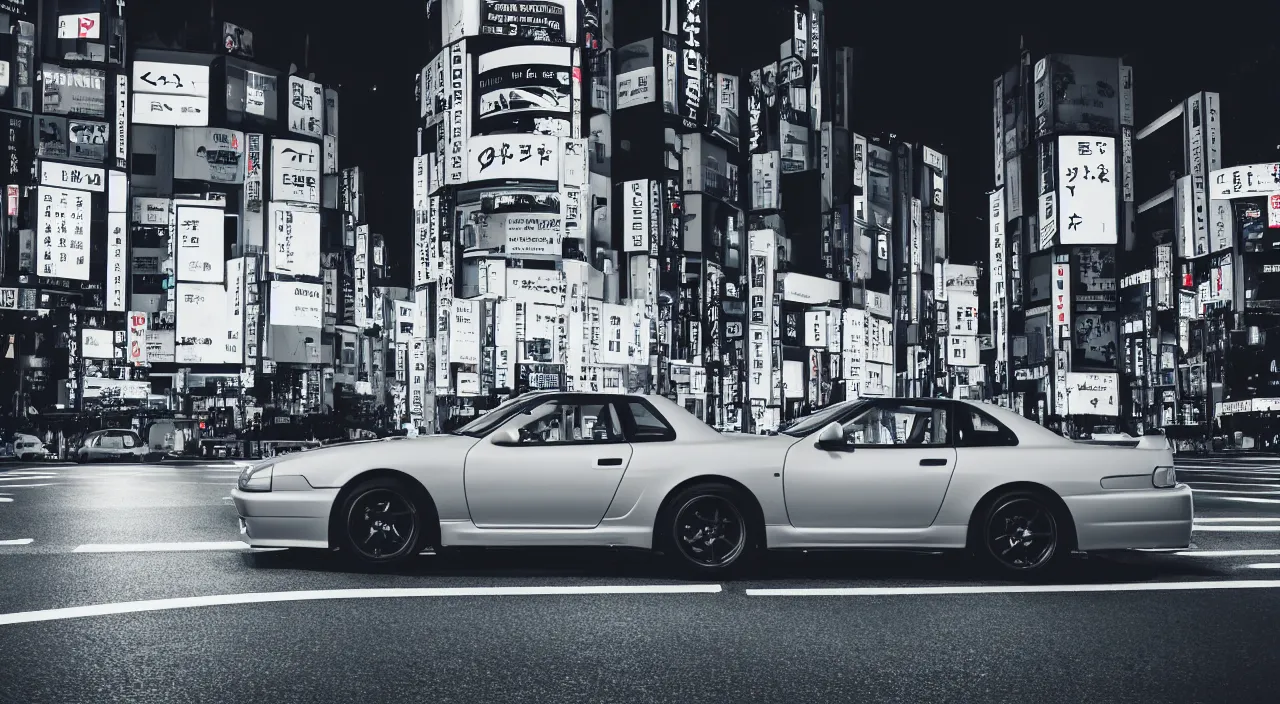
top-left (463, 395), bottom-right (634, 528)
top-left (81, 432), bottom-right (105, 461)
top-left (783, 399), bottom-right (958, 529)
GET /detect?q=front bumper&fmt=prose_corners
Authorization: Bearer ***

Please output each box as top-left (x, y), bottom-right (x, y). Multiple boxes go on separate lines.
top-left (1065, 484), bottom-right (1194, 551)
top-left (230, 483), bottom-right (339, 549)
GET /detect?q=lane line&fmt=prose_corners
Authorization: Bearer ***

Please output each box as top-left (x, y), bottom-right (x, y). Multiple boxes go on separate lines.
top-left (1191, 525), bottom-right (1280, 532)
top-left (0, 475), bottom-right (56, 482)
top-left (73, 541), bottom-right (255, 553)
top-left (0, 498), bottom-right (12, 503)
top-left (0, 539), bottom-right (33, 545)
top-left (744, 580), bottom-right (1280, 597)
top-left (0, 584), bottom-right (725, 627)
top-left (1246, 564), bottom-right (1280, 570)
top-left (0, 483), bottom-right (55, 488)
top-left (1194, 517), bottom-right (1280, 523)
top-left (1172, 549), bottom-right (1280, 557)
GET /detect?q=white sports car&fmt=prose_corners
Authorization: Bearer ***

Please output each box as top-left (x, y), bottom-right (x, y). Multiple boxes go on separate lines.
top-left (231, 392), bottom-right (1192, 576)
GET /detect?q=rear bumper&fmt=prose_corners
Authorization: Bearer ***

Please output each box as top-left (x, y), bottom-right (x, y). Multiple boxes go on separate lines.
top-left (231, 486), bottom-right (339, 549)
top-left (1065, 484), bottom-right (1194, 551)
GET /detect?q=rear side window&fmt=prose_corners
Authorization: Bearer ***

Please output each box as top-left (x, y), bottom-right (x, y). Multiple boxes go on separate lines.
top-left (958, 408), bottom-right (1019, 447)
top-left (622, 400), bottom-right (676, 442)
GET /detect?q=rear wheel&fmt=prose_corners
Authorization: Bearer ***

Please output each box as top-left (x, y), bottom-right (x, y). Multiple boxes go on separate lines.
top-left (337, 478), bottom-right (427, 566)
top-left (976, 490), bottom-right (1068, 576)
top-left (658, 482), bottom-right (760, 578)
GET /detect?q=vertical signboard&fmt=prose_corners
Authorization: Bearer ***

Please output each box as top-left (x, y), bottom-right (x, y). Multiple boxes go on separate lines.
top-left (1205, 92), bottom-right (1221, 172)
top-left (445, 41), bottom-right (468, 186)
top-left (106, 211), bottom-right (126, 311)
top-left (243, 133), bottom-right (264, 247)
top-left (993, 75), bottom-right (1004, 187)
top-left (114, 73), bottom-right (127, 168)
top-left (989, 189), bottom-right (1007, 372)
top-left (354, 226), bottom-right (369, 329)
top-left (622, 179), bottom-right (649, 252)
top-left (1185, 93), bottom-right (1208, 257)
top-left (1119, 63), bottom-right (1133, 128)
top-left (127, 311), bottom-right (148, 365)
top-left (677, 0), bottom-right (706, 130)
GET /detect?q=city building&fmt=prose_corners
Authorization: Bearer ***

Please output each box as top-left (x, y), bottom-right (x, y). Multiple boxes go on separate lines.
top-left (411, 0), bottom-right (952, 435)
top-left (989, 51), bottom-right (1130, 435)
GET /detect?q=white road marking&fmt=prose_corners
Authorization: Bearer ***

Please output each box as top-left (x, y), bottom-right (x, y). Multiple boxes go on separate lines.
top-left (744, 580), bottom-right (1280, 597)
top-left (73, 541), bottom-right (254, 553)
top-left (0, 539), bottom-right (33, 545)
top-left (1194, 517), bottom-right (1280, 523)
top-left (0, 497), bottom-right (12, 503)
top-left (0, 584), bottom-right (725, 627)
top-left (0, 483), bottom-right (55, 488)
top-left (1245, 564), bottom-right (1280, 570)
top-left (0, 475), bottom-right (55, 482)
top-left (1192, 525), bottom-right (1280, 532)
top-left (1172, 549), bottom-right (1280, 557)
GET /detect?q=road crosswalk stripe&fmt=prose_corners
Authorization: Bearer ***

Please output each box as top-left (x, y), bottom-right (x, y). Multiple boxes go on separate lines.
top-left (744, 580), bottom-right (1280, 596)
top-left (73, 541), bottom-right (255, 553)
top-left (0, 585), bottom-right (726, 627)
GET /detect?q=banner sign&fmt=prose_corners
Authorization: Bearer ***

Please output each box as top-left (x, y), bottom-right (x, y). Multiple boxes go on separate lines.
top-left (174, 127), bottom-right (245, 184)
top-left (1057, 135), bottom-right (1117, 245)
top-left (37, 186), bottom-right (90, 280)
top-left (467, 133), bottom-right (558, 183)
top-left (268, 203), bottom-right (321, 277)
top-left (286, 75), bottom-right (324, 138)
top-left (268, 281), bottom-right (322, 328)
top-left (475, 45), bottom-right (572, 136)
top-left (270, 138), bottom-right (320, 204)
top-left (175, 205), bottom-right (225, 283)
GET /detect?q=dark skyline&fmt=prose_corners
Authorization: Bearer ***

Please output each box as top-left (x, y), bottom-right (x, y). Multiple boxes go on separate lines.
top-left (128, 1), bottom-right (1280, 270)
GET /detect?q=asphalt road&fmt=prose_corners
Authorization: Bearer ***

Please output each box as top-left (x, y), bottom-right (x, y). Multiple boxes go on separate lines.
top-left (1, 456), bottom-right (1279, 703)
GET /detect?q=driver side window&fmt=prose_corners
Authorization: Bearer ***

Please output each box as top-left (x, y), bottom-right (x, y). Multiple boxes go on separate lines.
top-left (841, 404), bottom-right (949, 447)
top-left (515, 401), bottom-right (623, 445)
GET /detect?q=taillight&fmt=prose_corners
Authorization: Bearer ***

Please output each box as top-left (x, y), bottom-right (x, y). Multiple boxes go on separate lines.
top-left (1152, 466), bottom-right (1177, 488)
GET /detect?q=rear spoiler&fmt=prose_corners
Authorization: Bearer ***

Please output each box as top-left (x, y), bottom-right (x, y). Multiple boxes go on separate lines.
top-left (1074, 435), bottom-right (1171, 450)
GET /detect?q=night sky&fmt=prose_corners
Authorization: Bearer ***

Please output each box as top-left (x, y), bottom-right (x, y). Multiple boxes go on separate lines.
top-left (128, 1), bottom-right (1280, 275)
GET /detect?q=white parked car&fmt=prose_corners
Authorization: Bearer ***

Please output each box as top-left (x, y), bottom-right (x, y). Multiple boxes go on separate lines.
top-left (13, 434), bottom-right (52, 461)
top-left (231, 392), bottom-right (1192, 576)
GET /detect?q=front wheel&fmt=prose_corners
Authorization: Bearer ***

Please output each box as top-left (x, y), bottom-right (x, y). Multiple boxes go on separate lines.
top-left (336, 478), bottom-right (426, 566)
top-left (658, 482), bottom-right (760, 578)
top-left (977, 490), bottom-right (1068, 576)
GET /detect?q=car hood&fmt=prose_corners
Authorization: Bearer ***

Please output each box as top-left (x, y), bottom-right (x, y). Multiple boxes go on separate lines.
top-left (268, 434), bottom-right (480, 478)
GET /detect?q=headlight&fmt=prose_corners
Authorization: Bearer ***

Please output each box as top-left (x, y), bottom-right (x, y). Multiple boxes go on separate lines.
top-left (1152, 466), bottom-right (1177, 488)
top-left (238, 463), bottom-right (274, 492)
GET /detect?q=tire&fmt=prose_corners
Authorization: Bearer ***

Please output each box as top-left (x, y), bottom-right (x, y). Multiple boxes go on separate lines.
top-left (975, 489), bottom-right (1069, 577)
top-left (335, 477), bottom-right (429, 567)
top-left (657, 482), bottom-right (761, 579)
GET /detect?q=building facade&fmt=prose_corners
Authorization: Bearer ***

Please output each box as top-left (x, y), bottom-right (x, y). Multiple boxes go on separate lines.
top-left (409, 0), bottom-right (951, 435)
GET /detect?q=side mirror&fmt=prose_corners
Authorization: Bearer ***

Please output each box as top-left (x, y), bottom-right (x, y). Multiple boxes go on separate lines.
top-left (815, 421), bottom-right (851, 451)
top-left (490, 428), bottom-right (521, 445)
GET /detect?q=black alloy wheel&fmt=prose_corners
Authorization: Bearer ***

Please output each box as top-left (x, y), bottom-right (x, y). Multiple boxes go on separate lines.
top-left (341, 480), bottom-right (422, 564)
top-left (982, 493), bottom-right (1062, 574)
top-left (662, 483), bottom-right (758, 577)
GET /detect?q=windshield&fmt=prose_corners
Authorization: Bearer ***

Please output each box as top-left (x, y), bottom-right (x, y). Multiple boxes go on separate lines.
top-left (451, 394), bottom-right (544, 437)
top-left (778, 400), bottom-right (868, 438)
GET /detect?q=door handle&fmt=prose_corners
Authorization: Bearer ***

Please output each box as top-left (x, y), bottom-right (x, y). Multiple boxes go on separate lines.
top-left (596, 457), bottom-right (624, 467)
top-left (919, 458), bottom-right (949, 466)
